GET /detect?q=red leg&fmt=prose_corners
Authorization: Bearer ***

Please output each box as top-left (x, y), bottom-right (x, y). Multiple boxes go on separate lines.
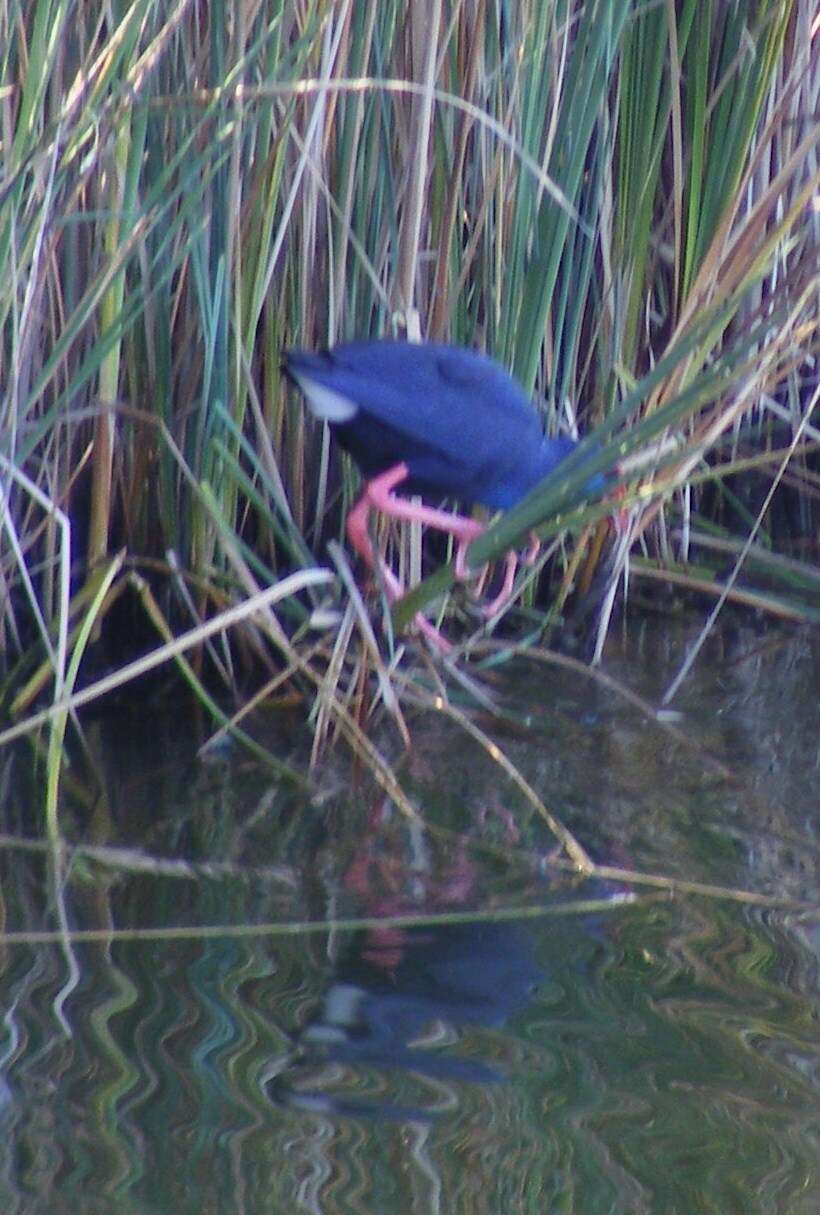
top-left (367, 464), bottom-right (485, 554)
top-left (367, 464), bottom-right (488, 587)
top-left (524, 530), bottom-right (541, 566)
top-left (476, 529), bottom-right (540, 619)
top-left (346, 463), bottom-right (535, 641)
top-left (345, 491), bottom-right (379, 572)
top-left (454, 533), bottom-right (486, 580)
top-left (345, 469), bottom-right (452, 651)
top-left (482, 529), bottom-right (544, 617)
top-left (482, 550), bottom-right (519, 618)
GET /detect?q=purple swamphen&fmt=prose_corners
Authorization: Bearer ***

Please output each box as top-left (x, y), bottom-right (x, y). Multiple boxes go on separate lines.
top-left (283, 338), bottom-right (591, 648)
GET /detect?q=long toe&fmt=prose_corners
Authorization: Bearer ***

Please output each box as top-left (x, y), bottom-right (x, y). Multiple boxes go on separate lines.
top-left (481, 550), bottom-right (519, 618)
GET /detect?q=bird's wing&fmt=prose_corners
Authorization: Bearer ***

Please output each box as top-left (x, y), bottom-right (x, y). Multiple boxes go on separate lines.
top-left (327, 342), bottom-right (544, 457)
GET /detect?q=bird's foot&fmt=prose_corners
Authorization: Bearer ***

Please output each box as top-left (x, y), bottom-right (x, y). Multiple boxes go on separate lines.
top-left (480, 550), bottom-right (519, 618)
top-left (370, 552), bottom-right (452, 653)
top-left (523, 530), bottom-right (541, 566)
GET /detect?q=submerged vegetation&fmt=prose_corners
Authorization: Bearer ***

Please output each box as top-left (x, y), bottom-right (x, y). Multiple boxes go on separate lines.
top-left (1, 0), bottom-right (818, 776)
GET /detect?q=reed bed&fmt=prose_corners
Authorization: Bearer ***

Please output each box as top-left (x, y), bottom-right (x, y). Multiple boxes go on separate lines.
top-left (1, 0), bottom-right (817, 777)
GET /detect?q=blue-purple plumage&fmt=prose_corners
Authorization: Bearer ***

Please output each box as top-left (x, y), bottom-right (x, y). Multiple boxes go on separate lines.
top-left (283, 339), bottom-right (576, 510)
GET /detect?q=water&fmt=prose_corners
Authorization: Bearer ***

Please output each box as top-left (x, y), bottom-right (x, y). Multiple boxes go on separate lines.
top-left (0, 619), bottom-right (817, 1213)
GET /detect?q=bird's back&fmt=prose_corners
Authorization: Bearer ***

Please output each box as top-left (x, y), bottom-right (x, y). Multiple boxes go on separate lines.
top-left (284, 340), bottom-right (555, 509)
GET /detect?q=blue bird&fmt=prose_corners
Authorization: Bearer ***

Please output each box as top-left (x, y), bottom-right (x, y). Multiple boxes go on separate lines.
top-left (283, 339), bottom-right (589, 647)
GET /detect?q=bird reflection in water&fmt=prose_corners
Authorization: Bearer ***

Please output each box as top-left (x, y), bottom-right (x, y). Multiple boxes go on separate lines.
top-left (267, 800), bottom-right (544, 1122)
